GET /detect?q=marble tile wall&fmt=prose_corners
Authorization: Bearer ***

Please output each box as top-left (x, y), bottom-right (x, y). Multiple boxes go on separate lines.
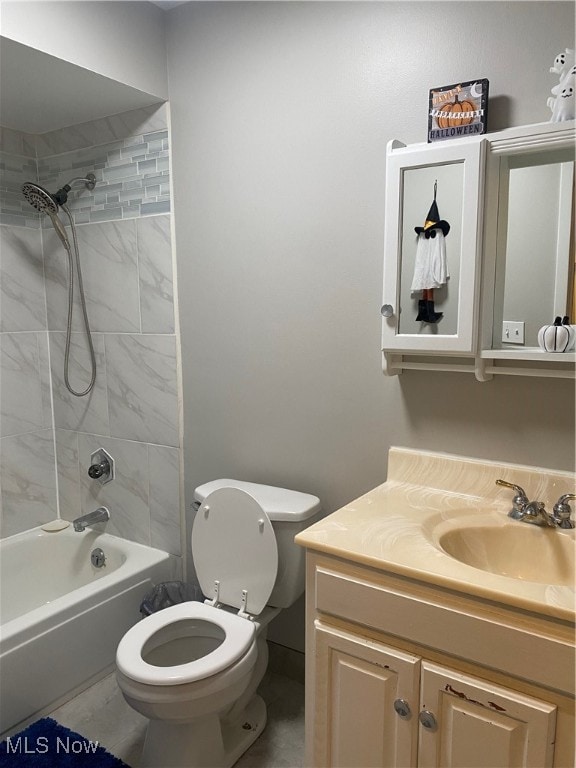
top-left (0, 213), bottom-right (58, 537)
top-left (0, 107), bottom-right (183, 560)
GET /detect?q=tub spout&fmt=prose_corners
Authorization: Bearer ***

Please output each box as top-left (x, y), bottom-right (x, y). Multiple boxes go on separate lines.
top-left (73, 506), bottom-right (110, 532)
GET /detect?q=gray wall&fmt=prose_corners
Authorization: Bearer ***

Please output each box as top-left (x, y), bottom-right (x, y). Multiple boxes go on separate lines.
top-left (167, 2), bottom-right (575, 650)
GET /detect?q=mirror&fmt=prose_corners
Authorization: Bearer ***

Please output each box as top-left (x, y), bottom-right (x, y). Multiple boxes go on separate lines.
top-left (492, 148), bottom-right (575, 349)
top-left (399, 163), bottom-right (463, 336)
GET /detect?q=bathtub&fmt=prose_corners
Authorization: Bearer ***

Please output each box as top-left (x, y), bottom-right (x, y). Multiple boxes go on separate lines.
top-left (0, 524), bottom-right (177, 736)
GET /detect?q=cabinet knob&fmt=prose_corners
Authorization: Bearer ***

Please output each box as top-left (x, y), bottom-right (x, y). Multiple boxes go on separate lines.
top-left (381, 304), bottom-right (394, 318)
top-left (418, 710), bottom-right (438, 731)
top-left (393, 699), bottom-right (411, 719)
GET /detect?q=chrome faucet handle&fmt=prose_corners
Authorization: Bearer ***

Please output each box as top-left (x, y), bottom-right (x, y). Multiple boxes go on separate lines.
top-left (495, 479), bottom-right (529, 519)
top-left (88, 458), bottom-right (109, 479)
top-left (88, 448), bottom-right (114, 485)
top-left (552, 493), bottom-right (576, 529)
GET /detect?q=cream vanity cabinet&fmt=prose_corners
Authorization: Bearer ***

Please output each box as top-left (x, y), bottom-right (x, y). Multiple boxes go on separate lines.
top-left (382, 120), bottom-right (576, 380)
top-left (302, 554), bottom-right (574, 768)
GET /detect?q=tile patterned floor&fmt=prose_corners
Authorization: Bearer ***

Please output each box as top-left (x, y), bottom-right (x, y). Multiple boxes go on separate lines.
top-left (48, 670), bottom-right (305, 768)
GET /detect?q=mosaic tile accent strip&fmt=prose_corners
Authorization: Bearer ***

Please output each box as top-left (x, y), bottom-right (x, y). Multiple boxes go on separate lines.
top-left (37, 129), bottom-right (171, 225)
top-left (0, 106), bottom-right (171, 228)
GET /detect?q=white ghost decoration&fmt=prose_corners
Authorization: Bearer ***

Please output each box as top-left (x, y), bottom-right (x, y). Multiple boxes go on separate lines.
top-left (411, 229), bottom-right (449, 292)
top-left (549, 49), bottom-right (576, 122)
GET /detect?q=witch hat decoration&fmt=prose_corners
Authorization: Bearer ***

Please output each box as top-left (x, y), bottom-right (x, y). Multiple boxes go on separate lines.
top-left (414, 197), bottom-right (450, 238)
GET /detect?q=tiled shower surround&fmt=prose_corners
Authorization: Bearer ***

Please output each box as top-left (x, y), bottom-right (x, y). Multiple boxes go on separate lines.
top-left (0, 104), bottom-right (182, 564)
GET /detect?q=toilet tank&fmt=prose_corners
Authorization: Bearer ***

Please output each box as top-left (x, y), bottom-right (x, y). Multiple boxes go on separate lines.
top-left (194, 480), bottom-right (321, 608)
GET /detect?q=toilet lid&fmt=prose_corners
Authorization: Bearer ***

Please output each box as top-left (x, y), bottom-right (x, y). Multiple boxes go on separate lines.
top-left (192, 487), bottom-right (278, 616)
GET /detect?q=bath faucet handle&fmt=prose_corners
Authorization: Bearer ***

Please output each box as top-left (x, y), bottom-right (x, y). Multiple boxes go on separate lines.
top-left (552, 493), bottom-right (576, 529)
top-left (88, 448), bottom-right (115, 485)
top-left (495, 479), bottom-right (529, 519)
top-left (88, 460), bottom-right (108, 479)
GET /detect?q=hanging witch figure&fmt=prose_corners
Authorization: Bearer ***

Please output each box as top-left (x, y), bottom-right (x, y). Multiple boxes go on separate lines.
top-left (411, 181), bottom-right (450, 323)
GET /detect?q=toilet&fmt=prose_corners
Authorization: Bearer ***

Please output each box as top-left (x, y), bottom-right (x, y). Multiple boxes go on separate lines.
top-left (116, 480), bottom-right (321, 768)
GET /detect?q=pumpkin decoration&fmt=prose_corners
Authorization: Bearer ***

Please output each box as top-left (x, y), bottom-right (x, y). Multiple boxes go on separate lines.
top-left (437, 95), bottom-right (475, 128)
top-left (537, 316), bottom-right (576, 352)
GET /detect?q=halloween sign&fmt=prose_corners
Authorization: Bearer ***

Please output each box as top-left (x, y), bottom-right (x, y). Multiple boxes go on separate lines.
top-left (428, 79), bottom-right (489, 143)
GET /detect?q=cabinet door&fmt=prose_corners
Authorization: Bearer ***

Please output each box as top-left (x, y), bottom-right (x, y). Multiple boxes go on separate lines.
top-left (381, 137), bottom-right (485, 354)
top-left (314, 622), bottom-right (420, 768)
top-left (418, 662), bottom-right (557, 768)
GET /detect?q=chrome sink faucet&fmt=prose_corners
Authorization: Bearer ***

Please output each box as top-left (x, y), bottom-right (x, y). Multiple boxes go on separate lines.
top-left (495, 480), bottom-right (575, 528)
top-left (73, 506), bottom-right (110, 532)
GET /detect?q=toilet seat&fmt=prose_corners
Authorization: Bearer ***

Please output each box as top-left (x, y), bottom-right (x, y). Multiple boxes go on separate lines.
top-left (192, 487), bottom-right (278, 616)
top-left (116, 601), bottom-right (256, 685)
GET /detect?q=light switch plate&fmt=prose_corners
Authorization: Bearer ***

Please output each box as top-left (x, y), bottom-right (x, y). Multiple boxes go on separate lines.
top-left (502, 321), bottom-right (525, 344)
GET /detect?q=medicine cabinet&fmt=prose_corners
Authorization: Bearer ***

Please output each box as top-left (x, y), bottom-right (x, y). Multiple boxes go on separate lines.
top-left (381, 120), bottom-right (576, 381)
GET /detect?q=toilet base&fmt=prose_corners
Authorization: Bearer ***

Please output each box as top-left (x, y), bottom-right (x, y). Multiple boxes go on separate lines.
top-left (140, 694), bottom-right (267, 768)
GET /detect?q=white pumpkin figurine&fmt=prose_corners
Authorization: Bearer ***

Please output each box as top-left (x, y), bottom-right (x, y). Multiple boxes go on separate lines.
top-left (538, 316), bottom-right (576, 352)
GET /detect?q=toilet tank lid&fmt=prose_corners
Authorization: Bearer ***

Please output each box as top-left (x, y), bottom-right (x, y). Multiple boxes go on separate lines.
top-left (194, 479), bottom-right (321, 522)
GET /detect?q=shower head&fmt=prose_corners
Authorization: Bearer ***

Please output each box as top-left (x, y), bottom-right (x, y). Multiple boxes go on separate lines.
top-left (21, 175), bottom-right (96, 250)
top-left (22, 181), bottom-right (70, 248)
top-left (22, 182), bottom-right (59, 215)
top-left (22, 174), bottom-right (96, 211)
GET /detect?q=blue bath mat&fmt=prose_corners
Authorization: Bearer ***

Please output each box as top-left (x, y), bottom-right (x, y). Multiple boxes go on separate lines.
top-left (0, 718), bottom-right (129, 767)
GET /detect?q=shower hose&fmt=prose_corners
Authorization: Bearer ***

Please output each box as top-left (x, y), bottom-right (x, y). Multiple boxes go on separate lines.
top-left (61, 204), bottom-right (96, 397)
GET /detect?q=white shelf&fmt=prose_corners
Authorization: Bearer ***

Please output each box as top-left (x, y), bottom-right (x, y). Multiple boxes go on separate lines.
top-left (383, 350), bottom-right (576, 381)
top-left (480, 348), bottom-right (576, 363)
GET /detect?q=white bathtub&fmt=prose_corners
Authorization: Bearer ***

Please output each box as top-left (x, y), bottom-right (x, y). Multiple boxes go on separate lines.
top-left (0, 525), bottom-right (177, 736)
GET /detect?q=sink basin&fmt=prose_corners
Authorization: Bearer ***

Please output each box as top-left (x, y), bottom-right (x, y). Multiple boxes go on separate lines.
top-left (438, 525), bottom-right (575, 586)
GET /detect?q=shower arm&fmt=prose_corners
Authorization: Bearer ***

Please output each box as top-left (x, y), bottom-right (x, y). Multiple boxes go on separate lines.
top-left (67, 176), bottom-right (97, 189)
top-left (53, 175), bottom-right (96, 205)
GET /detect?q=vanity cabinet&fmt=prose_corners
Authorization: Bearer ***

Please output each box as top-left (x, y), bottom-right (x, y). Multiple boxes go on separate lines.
top-left (315, 623), bottom-right (556, 768)
top-left (303, 554), bottom-right (574, 768)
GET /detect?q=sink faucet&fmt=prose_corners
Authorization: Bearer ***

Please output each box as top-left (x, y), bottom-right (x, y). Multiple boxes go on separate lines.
top-left (516, 500), bottom-right (556, 528)
top-left (496, 481), bottom-right (575, 528)
top-left (73, 506), bottom-right (110, 532)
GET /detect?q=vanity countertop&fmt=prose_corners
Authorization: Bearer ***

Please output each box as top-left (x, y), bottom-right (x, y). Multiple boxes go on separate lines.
top-left (295, 447), bottom-right (576, 622)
